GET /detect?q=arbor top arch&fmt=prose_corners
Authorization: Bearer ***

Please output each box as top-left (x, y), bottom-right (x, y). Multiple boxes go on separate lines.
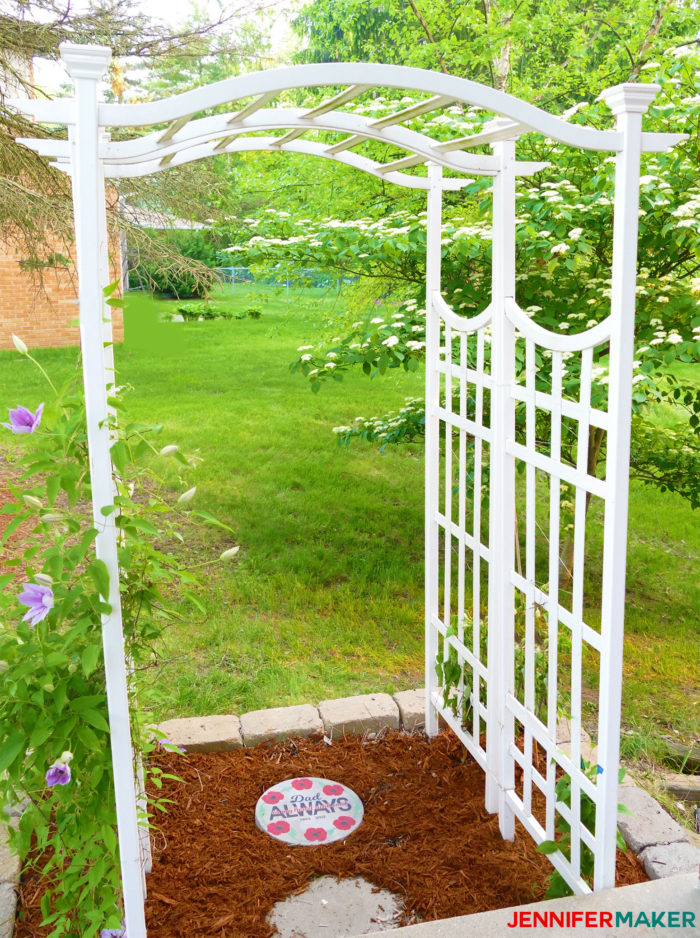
top-left (10, 46), bottom-right (684, 189)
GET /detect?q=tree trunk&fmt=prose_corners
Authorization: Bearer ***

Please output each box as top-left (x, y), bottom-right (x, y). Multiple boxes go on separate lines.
top-left (628, 1), bottom-right (674, 79)
top-left (482, 0), bottom-right (513, 91)
top-left (560, 427), bottom-right (606, 589)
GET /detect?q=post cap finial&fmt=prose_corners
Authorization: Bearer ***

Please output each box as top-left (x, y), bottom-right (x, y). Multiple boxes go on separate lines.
top-left (59, 42), bottom-right (112, 80)
top-left (598, 82), bottom-right (660, 116)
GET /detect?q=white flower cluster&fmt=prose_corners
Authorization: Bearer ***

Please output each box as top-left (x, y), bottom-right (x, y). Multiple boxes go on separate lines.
top-left (671, 196), bottom-right (700, 228)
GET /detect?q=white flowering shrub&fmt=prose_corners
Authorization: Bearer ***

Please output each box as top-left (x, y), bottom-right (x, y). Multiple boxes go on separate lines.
top-left (227, 58), bottom-right (700, 507)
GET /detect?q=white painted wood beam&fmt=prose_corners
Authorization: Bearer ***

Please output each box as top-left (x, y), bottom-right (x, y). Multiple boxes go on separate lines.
top-left (100, 137), bottom-right (472, 189)
top-left (7, 62), bottom-right (688, 154)
top-left (93, 63), bottom-right (631, 151)
top-left (325, 133), bottom-right (369, 154)
top-left (157, 113), bottom-right (192, 144)
top-left (376, 153), bottom-right (424, 173)
top-left (227, 90), bottom-right (277, 123)
top-left (434, 120), bottom-right (529, 151)
top-left (369, 93), bottom-right (454, 129)
top-left (272, 127), bottom-right (307, 146)
top-left (16, 137), bottom-right (71, 157)
top-left (303, 83), bottom-right (370, 118)
top-left (5, 98), bottom-right (74, 123)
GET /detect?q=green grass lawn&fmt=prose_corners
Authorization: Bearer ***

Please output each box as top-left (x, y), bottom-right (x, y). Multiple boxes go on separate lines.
top-left (0, 287), bottom-right (697, 755)
top-left (114, 287), bottom-right (426, 716)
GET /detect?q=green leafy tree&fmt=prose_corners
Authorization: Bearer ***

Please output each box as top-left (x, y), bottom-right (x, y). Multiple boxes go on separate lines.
top-left (0, 0), bottom-right (266, 286)
top-left (229, 52), bottom-right (700, 510)
top-left (293, 0), bottom-right (699, 103)
top-left (130, 6), bottom-right (271, 100)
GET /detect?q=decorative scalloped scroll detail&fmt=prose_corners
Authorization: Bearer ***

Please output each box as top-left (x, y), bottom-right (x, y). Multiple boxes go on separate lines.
top-left (504, 298), bottom-right (612, 352)
top-left (433, 292), bottom-right (492, 334)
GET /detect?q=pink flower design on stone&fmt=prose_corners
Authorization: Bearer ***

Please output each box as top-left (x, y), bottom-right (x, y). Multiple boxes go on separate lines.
top-left (333, 816), bottom-right (356, 831)
top-left (292, 778), bottom-right (313, 791)
top-left (262, 791), bottom-right (284, 805)
top-left (267, 821), bottom-right (290, 835)
top-left (304, 828), bottom-right (327, 842)
top-left (323, 784), bottom-right (344, 796)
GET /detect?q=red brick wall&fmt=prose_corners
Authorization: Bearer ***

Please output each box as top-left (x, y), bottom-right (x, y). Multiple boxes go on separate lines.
top-left (0, 226), bottom-right (124, 351)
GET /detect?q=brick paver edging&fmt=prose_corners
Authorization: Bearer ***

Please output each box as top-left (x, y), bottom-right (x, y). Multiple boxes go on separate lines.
top-left (2, 689), bottom-right (698, 937)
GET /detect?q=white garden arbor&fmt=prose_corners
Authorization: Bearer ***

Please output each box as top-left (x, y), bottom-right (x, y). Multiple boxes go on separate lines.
top-left (9, 43), bottom-right (685, 935)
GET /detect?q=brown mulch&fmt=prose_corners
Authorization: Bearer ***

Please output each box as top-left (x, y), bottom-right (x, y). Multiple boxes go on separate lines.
top-left (16, 729), bottom-right (648, 938)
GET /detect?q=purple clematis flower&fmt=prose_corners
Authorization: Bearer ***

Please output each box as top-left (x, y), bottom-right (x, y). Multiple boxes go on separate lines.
top-left (2, 403), bottom-right (43, 434)
top-left (18, 583), bottom-right (53, 626)
top-left (157, 736), bottom-right (186, 754)
top-left (46, 761), bottom-right (71, 786)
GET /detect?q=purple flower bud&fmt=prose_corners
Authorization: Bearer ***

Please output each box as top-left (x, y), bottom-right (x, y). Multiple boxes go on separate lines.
top-left (2, 403), bottom-right (43, 434)
top-left (157, 736), bottom-right (186, 754)
top-left (18, 583), bottom-right (53, 626)
top-left (100, 923), bottom-right (126, 938)
top-left (46, 762), bottom-right (71, 787)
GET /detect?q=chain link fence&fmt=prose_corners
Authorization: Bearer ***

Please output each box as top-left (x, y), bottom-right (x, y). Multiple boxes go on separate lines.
top-left (215, 265), bottom-right (356, 296)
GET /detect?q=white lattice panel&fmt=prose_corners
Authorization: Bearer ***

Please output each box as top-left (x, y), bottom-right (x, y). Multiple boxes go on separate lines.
top-left (429, 298), bottom-right (493, 771)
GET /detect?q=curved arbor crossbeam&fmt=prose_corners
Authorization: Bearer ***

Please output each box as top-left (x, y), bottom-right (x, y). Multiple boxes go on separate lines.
top-left (13, 61), bottom-right (682, 185)
top-left (7, 44), bottom-right (686, 937)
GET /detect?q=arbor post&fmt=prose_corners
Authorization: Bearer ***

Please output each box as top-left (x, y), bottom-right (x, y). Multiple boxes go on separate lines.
top-left (594, 81), bottom-right (659, 891)
top-left (424, 161), bottom-right (443, 737)
top-left (60, 42), bottom-right (147, 937)
top-left (486, 128), bottom-right (517, 833)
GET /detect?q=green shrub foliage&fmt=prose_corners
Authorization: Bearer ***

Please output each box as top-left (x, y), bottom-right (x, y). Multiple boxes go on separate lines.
top-left (0, 307), bottom-right (237, 935)
top-left (128, 229), bottom-right (221, 299)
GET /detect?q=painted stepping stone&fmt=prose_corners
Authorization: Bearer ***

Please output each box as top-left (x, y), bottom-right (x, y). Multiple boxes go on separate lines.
top-left (256, 777), bottom-right (364, 846)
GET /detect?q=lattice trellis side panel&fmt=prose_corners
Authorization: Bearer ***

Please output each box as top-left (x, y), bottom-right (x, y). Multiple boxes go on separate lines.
top-left (427, 294), bottom-right (494, 771)
top-left (427, 292), bottom-right (616, 894)
top-left (503, 299), bottom-right (613, 894)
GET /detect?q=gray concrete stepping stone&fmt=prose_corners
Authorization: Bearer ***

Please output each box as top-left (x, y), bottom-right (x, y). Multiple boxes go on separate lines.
top-left (268, 876), bottom-right (402, 937)
top-left (0, 824), bottom-right (19, 885)
top-left (0, 882), bottom-right (16, 938)
top-left (661, 771), bottom-right (700, 804)
top-left (617, 785), bottom-right (689, 853)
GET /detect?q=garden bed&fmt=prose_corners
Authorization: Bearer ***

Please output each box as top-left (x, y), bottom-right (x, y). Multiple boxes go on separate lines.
top-left (16, 729), bottom-right (648, 937)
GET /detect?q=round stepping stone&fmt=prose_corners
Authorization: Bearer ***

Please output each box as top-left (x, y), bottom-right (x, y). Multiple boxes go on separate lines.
top-left (256, 777), bottom-right (363, 845)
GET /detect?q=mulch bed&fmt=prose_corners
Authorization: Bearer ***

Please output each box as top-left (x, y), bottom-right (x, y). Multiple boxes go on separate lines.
top-left (15, 728), bottom-right (648, 937)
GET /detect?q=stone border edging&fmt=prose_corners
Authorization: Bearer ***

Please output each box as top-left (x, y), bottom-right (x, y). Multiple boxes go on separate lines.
top-left (0, 819), bottom-right (18, 938)
top-left (158, 689), bottom-right (421, 751)
top-left (2, 689), bottom-right (698, 938)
